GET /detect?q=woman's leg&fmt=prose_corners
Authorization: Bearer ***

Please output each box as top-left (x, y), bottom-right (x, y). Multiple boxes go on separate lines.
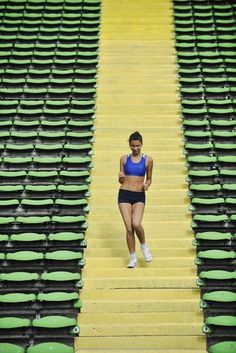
top-left (132, 202), bottom-right (145, 244)
top-left (132, 202), bottom-right (152, 262)
top-left (118, 202), bottom-right (135, 253)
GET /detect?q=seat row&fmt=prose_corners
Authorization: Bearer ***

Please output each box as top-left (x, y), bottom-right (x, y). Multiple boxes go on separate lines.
top-left (0, 155), bottom-right (92, 167)
top-left (0, 33), bottom-right (99, 43)
top-left (0, 13), bottom-right (100, 21)
top-left (180, 86), bottom-right (236, 100)
top-left (0, 106), bottom-right (96, 117)
top-left (0, 99), bottom-right (96, 108)
top-left (186, 155), bottom-right (236, 169)
top-left (0, 68), bottom-right (97, 76)
top-left (0, 118), bottom-right (94, 127)
top-left (0, 3), bottom-right (100, 11)
top-left (0, 342), bottom-right (75, 353)
top-left (0, 142), bottom-right (92, 153)
top-left (0, 182), bottom-right (90, 194)
top-left (0, 134), bottom-right (94, 146)
top-left (0, 0), bottom-right (98, 348)
top-left (0, 86), bottom-right (96, 99)
top-left (175, 2), bottom-right (236, 352)
top-left (0, 0), bottom-right (100, 4)
top-left (0, 169), bottom-right (91, 183)
top-left (0, 197), bottom-right (89, 215)
top-left (0, 231), bottom-right (85, 243)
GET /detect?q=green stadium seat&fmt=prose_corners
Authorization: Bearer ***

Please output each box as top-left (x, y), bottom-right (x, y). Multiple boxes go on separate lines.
top-left (6, 144), bottom-right (34, 152)
top-left (0, 317), bottom-right (30, 329)
top-left (55, 198), bottom-right (88, 207)
top-left (0, 272), bottom-right (39, 282)
top-left (58, 184), bottom-right (89, 193)
top-left (32, 315), bottom-right (77, 328)
top-left (45, 250), bottom-right (83, 261)
top-left (192, 214), bottom-right (228, 229)
top-left (195, 232), bottom-right (232, 242)
top-left (41, 271), bottom-right (80, 282)
top-left (14, 120), bottom-right (40, 128)
top-left (186, 155), bottom-right (217, 169)
top-left (25, 185), bottom-right (56, 193)
top-left (189, 198), bottom-right (224, 214)
top-left (59, 170), bottom-right (91, 182)
top-left (62, 156), bottom-right (93, 167)
top-left (203, 315), bottom-right (236, 334)
top-left (32, 157), bottom-right (62, 165)
top-left (0, 343), bottom-right (25, 353)
top-left (201, 291), bottom-right (236, 309)
top-left (6, 251), bottom-right (44, 261)
top-left (209, 341), bottom-right (236, 353)
top-left (16, 216), bottom-right (50, 224)
top-left (38, 131), bottom-right (66, 140)
top-left (0, 217), bottom-right (14, 225)
top-left (196, 249), bottom-right (235, 265)
top-left (34, 144), bottom-right (63, 152)
top-left (0, 293), bottom-right (36, 304)
top-left (27, 171), bottom-right (58, 181)
top-left (197, 270), bottom-right (236, 287)
top-left (41, 120), bottom-right (67, 128)
top-left (0, 199), bottom-right (19, 207)
top-left (26, 342), bottom-right (74, 353)
top-left (37, 291), bottom-right (79, 302)
top-left (188, 184), bottom-right (221, 198)
top-left (184, 142), bottom-right (213, 155)
top-left (0, 234), bottom-right (9, 242)
top-left (10, 232), bottom-right (46, 242)
top-left (0, 170), bottom-right (27, 181)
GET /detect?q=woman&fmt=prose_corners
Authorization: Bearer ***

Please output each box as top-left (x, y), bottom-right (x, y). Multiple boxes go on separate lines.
top-left (118, 131), bottom-right (153, 268)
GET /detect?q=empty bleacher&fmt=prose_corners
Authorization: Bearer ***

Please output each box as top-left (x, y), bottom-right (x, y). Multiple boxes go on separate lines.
top-left (174, 0), bottom-right (236, 352)
top-left (0, 0), bottom-right (100, 351)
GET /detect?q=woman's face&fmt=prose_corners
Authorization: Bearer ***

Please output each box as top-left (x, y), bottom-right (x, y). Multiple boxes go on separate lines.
top-left (129, 139), bottom-right (142, 156)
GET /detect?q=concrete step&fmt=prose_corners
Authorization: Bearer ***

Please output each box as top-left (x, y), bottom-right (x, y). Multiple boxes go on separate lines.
top-left (79, 312), bottom-right (203, 324)
top-left (85, 248), bottom-right (194, 257)
top-left (94, 150), bottom-right (184, 160)
top-left (77, 0), bottom-right (204, 351)
top-left (75, 347), bottom-right (207, 353)
top-left (84, 257), bottom-right (195, 269)
top-left (89, 206), bottom-right (188, 215)
top-left (86, 213), bottom-right (190, 222)
top-left (98, 85), bottom-right (178, 94)
top-left (82, 277), bottom-right (196, 290)
top-left (85, 222), bottom-right (192, 236)
top-left (75, 336), bottom-right (205, 350)
top-left (79, 323), bottom-right (202, 337)
top-left (82, 267), bottom-right (195, 277)
top-left (87, 238), bottom-right (193, 248)
top-left (95, 116), bottom-right (181, 126)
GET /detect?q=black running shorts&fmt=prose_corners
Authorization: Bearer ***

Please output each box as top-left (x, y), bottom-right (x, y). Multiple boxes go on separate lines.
top-left (118, 189), bottom-right (146, 205)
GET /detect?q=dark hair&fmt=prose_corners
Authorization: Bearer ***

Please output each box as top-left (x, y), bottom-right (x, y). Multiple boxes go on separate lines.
top-left (129, 131), bottom-right (143, 144)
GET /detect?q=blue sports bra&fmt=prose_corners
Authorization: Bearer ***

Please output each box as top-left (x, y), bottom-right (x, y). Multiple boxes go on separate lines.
top-left (124, 154), bottom-right (147, 177)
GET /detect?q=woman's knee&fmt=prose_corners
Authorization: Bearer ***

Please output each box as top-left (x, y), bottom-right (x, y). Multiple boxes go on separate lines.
top-left (126, 226), bottom-right (134, 235)
top-left (132, 220), bottom-right (142, 231)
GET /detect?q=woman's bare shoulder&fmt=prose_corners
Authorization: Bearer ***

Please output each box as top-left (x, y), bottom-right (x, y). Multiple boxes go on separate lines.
top-left (145, 155), bottom-right (153, 163)
top-left (120, 154), bottom-right (128, 163)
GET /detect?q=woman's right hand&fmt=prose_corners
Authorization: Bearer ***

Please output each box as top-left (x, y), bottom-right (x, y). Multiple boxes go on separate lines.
top-left (118, 171), bottom-right (125, 183)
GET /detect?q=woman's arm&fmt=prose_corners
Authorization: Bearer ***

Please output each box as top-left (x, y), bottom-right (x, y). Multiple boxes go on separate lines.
top-left (144, 156), bottom-right (153, 191)
top-left (118, 155), bottom-right (126, 184)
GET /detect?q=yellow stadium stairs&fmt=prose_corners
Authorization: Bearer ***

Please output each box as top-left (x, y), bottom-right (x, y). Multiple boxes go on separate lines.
top-left (75, 0), bottom-right (207, 352)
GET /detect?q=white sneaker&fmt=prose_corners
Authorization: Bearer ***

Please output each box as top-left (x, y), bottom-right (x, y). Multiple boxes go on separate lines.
top-left (127, 258), bottom-right (137, 268)
top-left (142, 247), bottom-right (153, 262)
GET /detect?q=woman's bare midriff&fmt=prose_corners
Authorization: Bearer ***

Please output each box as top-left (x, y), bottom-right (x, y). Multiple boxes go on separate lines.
top-left (120, 175), bottom-right (145, 192)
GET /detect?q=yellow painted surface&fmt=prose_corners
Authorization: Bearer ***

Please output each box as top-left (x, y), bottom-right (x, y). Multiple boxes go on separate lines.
top-left (75, 0), bottom-right (206, 352)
